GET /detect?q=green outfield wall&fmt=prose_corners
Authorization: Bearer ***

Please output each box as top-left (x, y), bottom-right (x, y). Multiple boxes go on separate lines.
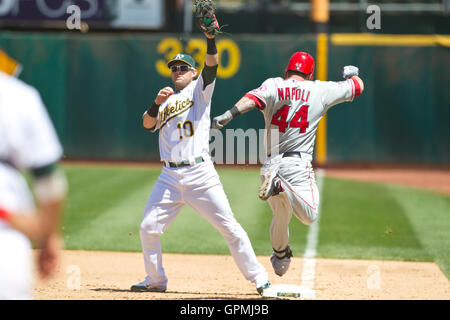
top-left (1, 32), bottom-right (448, 164)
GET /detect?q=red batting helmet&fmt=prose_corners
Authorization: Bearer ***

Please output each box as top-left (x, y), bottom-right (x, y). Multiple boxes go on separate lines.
top-left (285, 52), bottom-right (315, 80)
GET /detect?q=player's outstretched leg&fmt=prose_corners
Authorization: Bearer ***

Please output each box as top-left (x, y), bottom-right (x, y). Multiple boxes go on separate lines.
top-left (263, 159), bottom-right (319, 276)
top-left (267, 193), bottom-right (294, 276)
top-left (276, 161), bottom-right (319, 225)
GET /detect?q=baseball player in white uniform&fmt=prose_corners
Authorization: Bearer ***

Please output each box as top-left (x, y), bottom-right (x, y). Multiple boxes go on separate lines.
top-left (0, 53), bottom-right (67, 299)
top-left (131, 31), bottom-right (270, 294)
top-left (212, 52), bottom-right (364, 276)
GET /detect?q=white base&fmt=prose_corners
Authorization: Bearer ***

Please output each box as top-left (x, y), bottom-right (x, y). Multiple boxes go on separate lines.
top-left (262, 284), bottom-right (315, 299)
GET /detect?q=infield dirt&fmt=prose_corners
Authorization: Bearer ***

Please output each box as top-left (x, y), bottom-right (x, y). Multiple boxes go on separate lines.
top-left (33, 250), bottom-right (449, 300)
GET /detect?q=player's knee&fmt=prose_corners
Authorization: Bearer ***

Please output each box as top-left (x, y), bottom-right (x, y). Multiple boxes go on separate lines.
top-left (140, 218), bottom-right (161, 236)
top-left (303, 209), bottom-right (319, 225)
top-left (219, 220), bottom-right (245, 241)
top-left (294, 207), bottom-right (318, 226)
top-left (139, 221), bottom-right (150, 235)
top-left (302, 215), bottom-right (317, 226)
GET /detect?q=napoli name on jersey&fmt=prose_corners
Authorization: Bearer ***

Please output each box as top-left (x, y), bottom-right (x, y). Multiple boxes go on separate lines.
top-left (245, 77), bottom-right (358, 161)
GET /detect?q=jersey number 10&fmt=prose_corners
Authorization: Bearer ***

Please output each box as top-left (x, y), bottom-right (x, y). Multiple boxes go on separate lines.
top-left (177, 121), bottom-right (194, 140)
top-left (271, 105), bottom-right (309, 133)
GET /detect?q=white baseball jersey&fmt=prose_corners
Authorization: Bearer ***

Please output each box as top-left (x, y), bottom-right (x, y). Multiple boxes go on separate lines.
top-left (245, 77), bottom-right (358, 159)
top-left (0, 71), bottom-right (63, 228)
top-left (151, 70), bottom-right (215, 162)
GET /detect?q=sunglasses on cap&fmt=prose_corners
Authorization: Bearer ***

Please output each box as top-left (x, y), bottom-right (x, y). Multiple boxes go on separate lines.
top-left (171, 65), bottom-right (193, 73)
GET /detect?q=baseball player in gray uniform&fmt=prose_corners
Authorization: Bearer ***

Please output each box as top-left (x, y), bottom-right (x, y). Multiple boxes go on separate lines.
top-left (131, 31), bottom-right (270, 294)
top-left (0, 53), bottom-right (67, 299)
top-left (212, 52), bottom-right (364, 276)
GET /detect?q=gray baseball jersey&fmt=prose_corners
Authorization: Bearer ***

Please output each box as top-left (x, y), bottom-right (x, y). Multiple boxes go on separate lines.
top-left (246, 76), bottom-right (360, 255)
top-left (245, 77), bottom-right (357, 159)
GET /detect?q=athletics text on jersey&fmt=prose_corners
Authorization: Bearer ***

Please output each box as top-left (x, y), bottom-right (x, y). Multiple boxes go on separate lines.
top-left (150, 70), bottom-right (214, 162)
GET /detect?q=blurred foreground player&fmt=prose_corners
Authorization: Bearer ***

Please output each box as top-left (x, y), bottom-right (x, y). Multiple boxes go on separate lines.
top-left (0, 49), bottom-right (67, 299)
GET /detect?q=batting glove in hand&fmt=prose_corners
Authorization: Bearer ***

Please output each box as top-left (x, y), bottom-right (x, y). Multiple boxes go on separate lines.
top-left (212, 111), bottom-right (232, 129)
top-left (342, 66), bottom-right (359, 79)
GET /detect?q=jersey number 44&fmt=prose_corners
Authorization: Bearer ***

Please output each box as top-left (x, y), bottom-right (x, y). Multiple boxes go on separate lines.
top-left (271, 105), bottom-right (310, 133)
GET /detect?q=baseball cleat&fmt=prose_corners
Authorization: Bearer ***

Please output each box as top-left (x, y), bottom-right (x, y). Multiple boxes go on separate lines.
top-left (256, 281), bottom-right (271, 295)
top-left (130, 280), bottom-right (166, 293)
top-left (270, 246), bottom-right (293, 277)
top-left (259, 169), bottom-right (280, 200)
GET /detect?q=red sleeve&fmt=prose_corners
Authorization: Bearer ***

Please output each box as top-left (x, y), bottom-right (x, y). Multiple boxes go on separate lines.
top-left (244, 93), bottom-right (266, 110)
top-left (351, 77), bottom-right (362, 97)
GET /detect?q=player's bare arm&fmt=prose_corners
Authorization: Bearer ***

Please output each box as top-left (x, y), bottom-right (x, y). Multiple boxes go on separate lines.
top-left (212, 96), bottom-right (259, 129)
top-left (0, 163), bottom-right (67, 278)
top-left (143, 87), bottom-right (174, 130)
top-left (34, 164), bottom-right (68, 278)
top-left (0, 165), bottom-right (66, 244)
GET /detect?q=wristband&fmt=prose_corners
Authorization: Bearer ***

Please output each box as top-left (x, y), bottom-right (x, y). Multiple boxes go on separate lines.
top-left (207, 38), bottom-right (217, 55)
top-left (230, 106), bottom-right (241, 119)
top-left (147, 102), bottom-right (160, 118)
top-left (351, 77), bottom-right (362, 97)
top-left (0, 208), bottom-right (11, 222)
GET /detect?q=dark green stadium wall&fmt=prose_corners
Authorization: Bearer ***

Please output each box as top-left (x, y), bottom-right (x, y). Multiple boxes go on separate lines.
top-left (327, 43), bottom-right (450, 164)
top-left (0, 32), bottom-right (448, 164)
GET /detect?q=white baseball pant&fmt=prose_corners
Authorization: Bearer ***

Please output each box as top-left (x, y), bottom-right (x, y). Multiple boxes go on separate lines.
top-left (139, 159), bottom-right (268, 288)
top-left (0, 229), bottom-right (33, 300)
top-left (262, 155), bottom-right (320, 253)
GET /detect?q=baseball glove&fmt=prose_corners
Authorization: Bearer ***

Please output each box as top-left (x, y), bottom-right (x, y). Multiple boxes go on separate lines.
top-left (193, 0), bottom-right (222, 36)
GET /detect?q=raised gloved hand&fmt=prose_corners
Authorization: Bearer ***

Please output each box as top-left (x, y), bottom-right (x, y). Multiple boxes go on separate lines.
top-left (212, 111), bottom-right (233, 129)
top-left (342, 65), bottom-right (359, 79)
top-left (193, 0), bottom-right (222, 37)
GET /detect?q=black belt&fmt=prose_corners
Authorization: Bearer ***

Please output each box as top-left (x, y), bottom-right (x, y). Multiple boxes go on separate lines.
top-left (164, 156), bottom-right (205, 168)
top-left (267, 152), bottom-right (302, 159)
top-left (282, 152), bottom-right (302, 158)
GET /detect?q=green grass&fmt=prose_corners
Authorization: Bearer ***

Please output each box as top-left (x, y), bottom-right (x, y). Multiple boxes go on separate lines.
top-left (318, 177), bottom-right (450, 279)
top-left (59, 164), bottom-right (450, 279)
top-left (319, 178), bottom-right (432, 261)
top-left (62, 165), bottom-right (158, 251)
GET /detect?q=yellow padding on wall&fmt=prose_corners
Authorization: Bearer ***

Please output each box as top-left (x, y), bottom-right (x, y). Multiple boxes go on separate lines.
top-left (331, 34), bottom-right (450, 47)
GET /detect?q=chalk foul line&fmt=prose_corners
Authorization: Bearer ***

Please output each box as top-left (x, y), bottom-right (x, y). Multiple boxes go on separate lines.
top-left (299, 168), bottom-right (324, 299)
